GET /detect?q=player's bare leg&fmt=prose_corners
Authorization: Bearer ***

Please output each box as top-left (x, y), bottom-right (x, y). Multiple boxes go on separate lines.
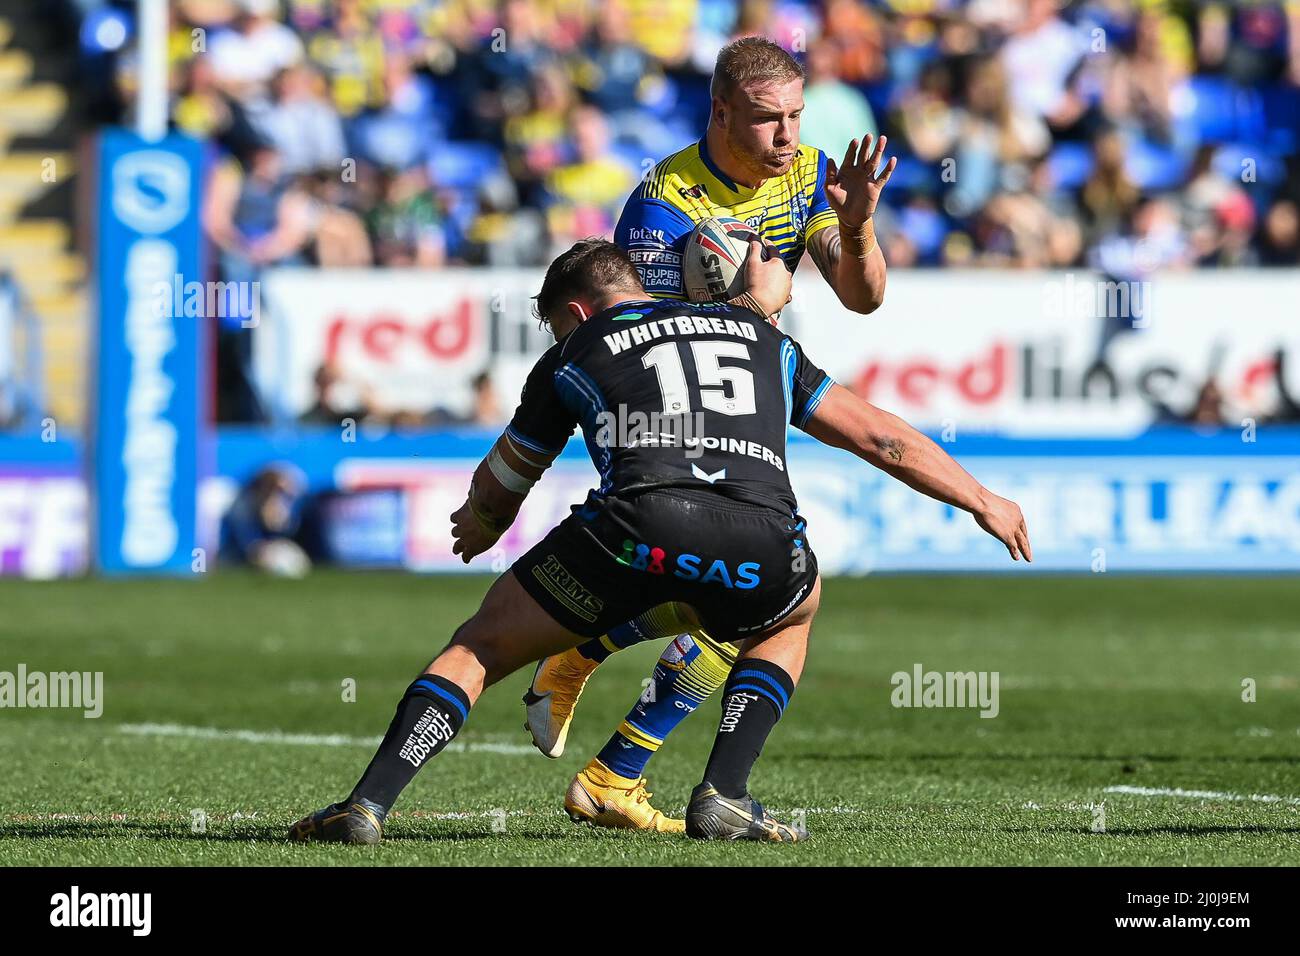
top-left (426, 572), bottom-right (596, 699)
top-left (686, 576), bottom-right (821, 843)
top-left (289, 573), bottom-right (591, 844)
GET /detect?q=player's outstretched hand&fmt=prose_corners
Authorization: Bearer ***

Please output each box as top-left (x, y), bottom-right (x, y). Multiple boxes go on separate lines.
top-left (449, 498), bottom-right (499, 564)
top-left (742, 239), bottom-right (792, 318)
top-left (974, 492), bottom-right (1033, 563)
top-left (825, 132), bottom-right (897, 228)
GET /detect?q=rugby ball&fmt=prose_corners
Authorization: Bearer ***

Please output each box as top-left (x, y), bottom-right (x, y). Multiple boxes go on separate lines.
top-left (683, 216), bottom-right (761, 302)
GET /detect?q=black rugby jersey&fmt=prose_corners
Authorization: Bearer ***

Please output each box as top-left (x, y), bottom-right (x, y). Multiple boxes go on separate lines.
top-left (505, 299), bottom-right (833, 514)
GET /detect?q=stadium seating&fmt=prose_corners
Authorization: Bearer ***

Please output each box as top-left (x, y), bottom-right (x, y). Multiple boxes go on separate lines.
top-left (0, 10), bottom-right (82, 430)
top-left (1046, 142), bottom-right (1094, 191)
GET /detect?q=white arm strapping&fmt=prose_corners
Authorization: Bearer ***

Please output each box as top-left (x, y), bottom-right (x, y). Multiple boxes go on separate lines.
top-left (502, 432), bottom-right (551, 470)
top-left (488, 446), bottom-right (536, 495)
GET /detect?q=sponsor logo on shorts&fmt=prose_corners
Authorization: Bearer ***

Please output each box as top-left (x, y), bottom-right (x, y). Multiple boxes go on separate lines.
top-left (736, 581), bottom-right (809, 635)
top-left (617, 538), bottom-right (761, 590)
top-left (674, 553), bottom-right (761, 589)
top-left (618, 539), bottom-right (667, 573)
top-left (772, 582), bottom-right (808, 619)
top-left (532, 554), bottom-right (605, 623)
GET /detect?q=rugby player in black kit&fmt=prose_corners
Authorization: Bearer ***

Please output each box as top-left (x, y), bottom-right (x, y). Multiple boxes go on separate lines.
top-left (288, 239), bottom-right (1031, 845)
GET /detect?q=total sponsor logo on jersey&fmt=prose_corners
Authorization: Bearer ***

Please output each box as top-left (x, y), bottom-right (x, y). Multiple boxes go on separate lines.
top-left (621, 228), bottom-right (681, 291)
top-left (617, 537), bottom-right (761, 589)
top-left (626, 226), bottom-right (668, 245)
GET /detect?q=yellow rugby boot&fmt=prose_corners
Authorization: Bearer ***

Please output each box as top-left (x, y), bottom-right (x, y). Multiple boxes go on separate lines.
top-left (563, 758), bottom-right (685, 833)
top-left (523, 648), bottom-right (601, 758)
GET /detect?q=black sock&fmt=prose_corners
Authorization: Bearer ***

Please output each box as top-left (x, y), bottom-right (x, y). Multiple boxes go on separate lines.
top-left (349, 674), bottom-right (471, 814)
top-left (702, 660), bottom-right (795, 800)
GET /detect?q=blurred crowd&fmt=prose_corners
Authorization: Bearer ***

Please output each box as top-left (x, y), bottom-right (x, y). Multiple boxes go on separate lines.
top-left (85, 0), bottom-right (1300, 275)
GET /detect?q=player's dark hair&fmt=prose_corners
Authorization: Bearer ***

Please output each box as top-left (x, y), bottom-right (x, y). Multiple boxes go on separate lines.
top-left (711, 36), bottom-right (805, 100)
top-left (533, 238), bottom-right (644, 329)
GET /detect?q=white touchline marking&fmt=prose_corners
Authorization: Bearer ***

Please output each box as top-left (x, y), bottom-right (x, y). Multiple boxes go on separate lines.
top-left (116, 722), bottom-right (537, 755)
top-left (8, 806), bottom-right (864, 826)
top-left (401, 808), bottom-right (563, 821)
top-left (1104, 785), bottom-right (1300, 807)
top-left (404, 807), bottom-right (861, 819)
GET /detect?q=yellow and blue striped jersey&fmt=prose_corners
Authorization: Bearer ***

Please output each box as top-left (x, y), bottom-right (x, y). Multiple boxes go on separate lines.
top-left (614, 140), bottom-right (839, 298)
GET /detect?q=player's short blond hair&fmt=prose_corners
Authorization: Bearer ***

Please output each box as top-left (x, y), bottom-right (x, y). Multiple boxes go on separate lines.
top-left (710, 36), bottom-right (805, 101)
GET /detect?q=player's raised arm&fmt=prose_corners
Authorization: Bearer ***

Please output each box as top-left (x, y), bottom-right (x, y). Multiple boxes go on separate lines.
top-left (804, 383), bottom-right (1032, 562)
top-left (449, 432), bottom-right (560, 564)
top-left (807, 134), bottom-right (896, 315)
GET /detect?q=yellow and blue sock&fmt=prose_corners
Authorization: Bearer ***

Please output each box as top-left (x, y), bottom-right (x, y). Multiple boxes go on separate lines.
top-left (575, 603), bottom-right (700, 662)
top-left (595, 631), bottom-right (738, 779)
top-left (575, 620), bottom-right (650, 663)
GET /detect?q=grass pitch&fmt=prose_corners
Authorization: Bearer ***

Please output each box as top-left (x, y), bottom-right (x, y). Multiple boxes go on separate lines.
top-left (1, 572), bottom-right (1297, 866)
